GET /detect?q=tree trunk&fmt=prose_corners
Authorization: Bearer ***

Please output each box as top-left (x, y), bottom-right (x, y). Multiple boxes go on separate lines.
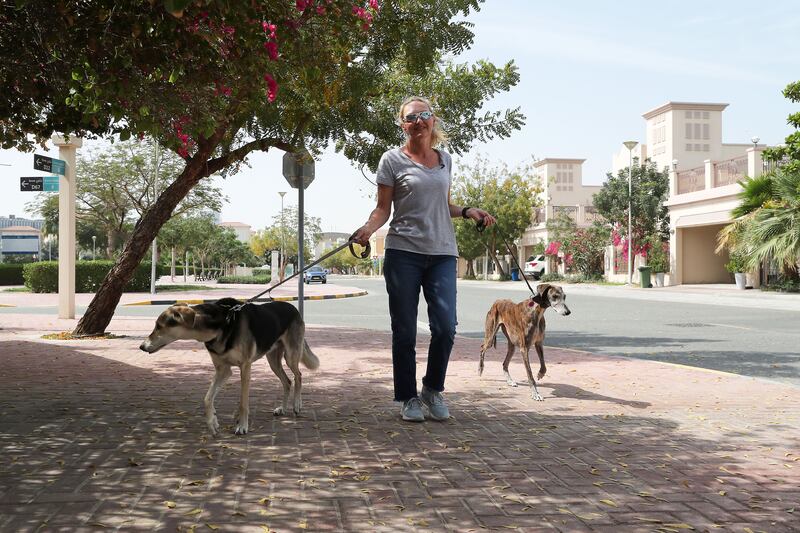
top-left (74, 146), bottom-right (218, 335)
top-left (170, 247), bottom-right (176, 282)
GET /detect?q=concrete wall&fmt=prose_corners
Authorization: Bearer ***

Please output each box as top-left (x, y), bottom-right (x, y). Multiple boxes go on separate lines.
top-left (680, 224), bottom-right (730, 283)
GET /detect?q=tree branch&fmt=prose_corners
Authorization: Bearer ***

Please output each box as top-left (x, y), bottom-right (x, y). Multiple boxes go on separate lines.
top-left (204, 137), bottom-right (295, 176)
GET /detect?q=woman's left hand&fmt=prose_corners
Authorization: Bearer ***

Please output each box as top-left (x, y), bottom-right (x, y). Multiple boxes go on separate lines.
top-left (466, 207), bottom-right (496, 228)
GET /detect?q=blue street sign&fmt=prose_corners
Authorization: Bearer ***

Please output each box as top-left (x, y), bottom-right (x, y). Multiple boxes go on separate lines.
top-left (43, 176), bottom-right (59, 192)
top-left (33, 154), bottom-right (66, 175)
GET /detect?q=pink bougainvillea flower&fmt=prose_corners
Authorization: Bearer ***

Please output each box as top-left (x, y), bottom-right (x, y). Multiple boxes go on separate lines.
top-left (264, 41), bottom-right (279, 60)
top-left (264, 73), bottom-right (278, 102)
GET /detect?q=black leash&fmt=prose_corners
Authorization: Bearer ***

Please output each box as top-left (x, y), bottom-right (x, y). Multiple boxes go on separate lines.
top-left (476, 220), bottom-right (537, 297)
top-left (228, 237), bottom-right (370, 313)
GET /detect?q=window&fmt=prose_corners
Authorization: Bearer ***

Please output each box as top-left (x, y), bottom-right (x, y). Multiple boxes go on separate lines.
top-left (686, 144), bottom-right (693, 151)
top-left (685, 111), bottom-right (692, 118)
top-left (703, 111), bottom-right (709, 119)
top-left (694, 111), bottom-right (701, 119)
top-left (703, 123), bottom-right (709, 140)
top-left (686, 123), bottom-right (692, 139)
top-left (694, 123), bottom-right (701, 139)
top-left (694, 143), bottom-right (701, 151)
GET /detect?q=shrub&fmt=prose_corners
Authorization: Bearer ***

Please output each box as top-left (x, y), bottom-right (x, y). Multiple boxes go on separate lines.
top-left (0, 263), bottom-right (25, 285)
top-left (646, 237), bottom-right (669, 273)
top-left (540, 272), bottom-right (564, 282)
top-left (564, 273), bottom-right (604, 284)
top-left (217, 275), bottom-right (270, 284)
top-left (724, 251), bottom-right (748, 273)
top-left (23, 261), bottom-right (155, 293)
top-left (253, 268), bottom-right (270, 277)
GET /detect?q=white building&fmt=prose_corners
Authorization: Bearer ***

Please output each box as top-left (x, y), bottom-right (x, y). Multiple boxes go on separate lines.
top-left (218, 221), bottom-right (253, 244)
top-left (517, 158), bottom-right (602, 274)
top-left (314, 231), bottom-right (351, 259)
top-left (611, 101), bottom-right (767, 286)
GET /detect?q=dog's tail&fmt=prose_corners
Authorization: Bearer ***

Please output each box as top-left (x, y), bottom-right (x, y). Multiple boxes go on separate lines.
top-left (301, 340), bottom-right (320, 370)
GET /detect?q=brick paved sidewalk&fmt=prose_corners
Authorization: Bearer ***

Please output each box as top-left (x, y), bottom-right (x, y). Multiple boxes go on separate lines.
top-left (1, 315), bottom-right (799, 532)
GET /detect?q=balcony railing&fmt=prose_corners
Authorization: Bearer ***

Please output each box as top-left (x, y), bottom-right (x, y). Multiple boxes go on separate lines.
top-left (552, 206), bottom-right (578, 222)
top-left (677, 166), bottom-right (705, 194)
top-left (534, 207), bottom-right (545, 224)
top-left (583, 206), bottom-right (603, 224)
top-left (713, 156), bottom-right (747, 187)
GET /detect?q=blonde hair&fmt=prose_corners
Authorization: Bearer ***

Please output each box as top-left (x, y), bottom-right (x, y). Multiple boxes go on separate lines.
top-left (397, 95), bottom-right (448, 148)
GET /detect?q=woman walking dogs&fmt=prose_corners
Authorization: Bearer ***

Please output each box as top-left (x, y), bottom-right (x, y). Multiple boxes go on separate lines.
top-left (351, 96), bottom-right (496, 422)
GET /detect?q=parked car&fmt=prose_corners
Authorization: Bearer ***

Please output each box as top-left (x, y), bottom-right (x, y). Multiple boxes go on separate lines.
top-left (303, 265), bottom-right (327, 284)
top-left (523, 255), bottom-right (546, 279)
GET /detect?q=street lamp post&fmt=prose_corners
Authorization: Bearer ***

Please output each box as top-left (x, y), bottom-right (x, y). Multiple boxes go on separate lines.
top-left (623, 141), bottom-right (639, 285)
top-left (92, 235), bottom-right (96, 260)
top-left (278, 191), bottom-right (287, 281)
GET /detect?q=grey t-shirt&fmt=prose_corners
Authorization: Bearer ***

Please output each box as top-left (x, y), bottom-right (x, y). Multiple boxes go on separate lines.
top-left (376, 147), bottom-right (458, 256)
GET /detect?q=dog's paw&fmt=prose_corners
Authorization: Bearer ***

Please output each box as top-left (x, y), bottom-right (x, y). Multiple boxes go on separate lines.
top-left (233, 420), bottom-right (249, 435)
top-left (206, 415), bottom-right (220, 436)
top-left (532, 393), bottom-right (544, 401)
top-left (506, 379), bottom-right (518, 387)
top-left (537, 370), bottom-right (546, 380)
top-left (293, 399), bottom-right (303, 416)
top-left (273, 406), bottom-right (286, 416)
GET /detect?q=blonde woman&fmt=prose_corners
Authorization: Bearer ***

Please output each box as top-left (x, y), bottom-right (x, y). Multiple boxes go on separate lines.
top-left (352, 96), bottom-right (496, 422)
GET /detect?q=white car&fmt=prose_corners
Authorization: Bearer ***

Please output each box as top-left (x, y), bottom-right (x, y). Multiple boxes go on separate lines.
top-left (523, 255), bottom-right (546, 280)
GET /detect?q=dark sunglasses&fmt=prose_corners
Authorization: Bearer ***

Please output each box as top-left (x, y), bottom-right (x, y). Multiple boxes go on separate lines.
top-left (402, 110), bottom-right (434, 123)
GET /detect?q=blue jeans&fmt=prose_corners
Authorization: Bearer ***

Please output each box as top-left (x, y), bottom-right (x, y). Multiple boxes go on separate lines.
top-left (383, 249), bottom-right (457, 402)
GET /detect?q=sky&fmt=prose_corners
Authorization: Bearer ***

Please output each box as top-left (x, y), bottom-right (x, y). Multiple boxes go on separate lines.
top-left (1, 0), bottom-right (798, 234)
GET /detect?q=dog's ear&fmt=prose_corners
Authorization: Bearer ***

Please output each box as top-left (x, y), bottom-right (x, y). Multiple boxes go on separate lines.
top-left (532, 283), bottom-right (552, 307)
top-left (167, 306), bottom-right (195, 328)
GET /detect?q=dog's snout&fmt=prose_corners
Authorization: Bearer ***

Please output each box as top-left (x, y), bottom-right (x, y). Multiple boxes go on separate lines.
top-left (139, 342), bottom-right (148, 352)
top-left (563, 308), bottom-right (571, 316)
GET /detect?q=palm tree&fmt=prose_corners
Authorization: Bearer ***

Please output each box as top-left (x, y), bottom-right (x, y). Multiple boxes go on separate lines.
top-left (740, 169), bottom-right (800, 280)
top-left (716, 173), bottom-right (774, 254)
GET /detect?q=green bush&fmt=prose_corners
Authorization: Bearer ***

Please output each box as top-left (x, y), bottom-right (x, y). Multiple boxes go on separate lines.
top-left (647, 237), bottom-right (670, 273)
top-left (253, 268), bottom-right (270, 277)
top-left (540, 272), bottom-right (564, 282)
top-left (724, 251), bottom-right (748, 273)
top-left (23, 260), bottom-right (156, 293)
top-left (564, 273), bottom-right (604, 283)
top-left (217, 275), bottom-right (270, 284)
top-left (0, 263), bottom-right (25, 285)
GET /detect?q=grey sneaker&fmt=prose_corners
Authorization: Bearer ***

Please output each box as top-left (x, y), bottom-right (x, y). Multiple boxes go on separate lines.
top-left (420, 386), bottom-right (450, 421)
top-left (401, 397), bottom-right (425, 422)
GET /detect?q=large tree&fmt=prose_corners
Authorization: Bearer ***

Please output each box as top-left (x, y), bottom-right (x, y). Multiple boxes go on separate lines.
top-left (593, 159), bottom-right (670, 258)
top-left (250, 205), bottom-right (322, 279)
top-left (1, 0), bottom-right (524, 334)
top-left (451, 157), bottom-right (541, 277)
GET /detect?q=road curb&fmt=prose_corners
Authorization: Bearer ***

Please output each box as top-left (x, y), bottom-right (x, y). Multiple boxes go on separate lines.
top-left (124, 290), bottom-right (369, 306)
top-left (0, 304), bottom-right (15, 308)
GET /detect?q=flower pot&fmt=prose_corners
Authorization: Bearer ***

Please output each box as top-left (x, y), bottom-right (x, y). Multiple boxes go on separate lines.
top-left (734, 272), bottom-right (747, 290)
top-left (654, 272), bottom-right (665, 287)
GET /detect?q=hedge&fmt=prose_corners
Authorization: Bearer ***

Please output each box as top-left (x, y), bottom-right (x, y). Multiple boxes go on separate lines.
top-left (23, 261), bottom-right (157, 293)
top-left (0, 263), bottom-right (25, 285)
top-left (217, 275), bottom-right (270, 284)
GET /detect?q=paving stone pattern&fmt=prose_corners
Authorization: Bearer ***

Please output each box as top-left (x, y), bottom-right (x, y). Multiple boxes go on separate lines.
top-left (0, 316), bottom-right (799, 532)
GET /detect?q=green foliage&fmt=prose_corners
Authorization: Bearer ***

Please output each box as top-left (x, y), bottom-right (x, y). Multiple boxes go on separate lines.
top-left (452, 156), bottom-right (542, 277)
top-left (724, 251), bottom-right (748, 274)
top-left (546, 214), bottom-right (610, 277)
top-left (760, 278), bottom-right (800, 293)
top-left (252, 268), bottom-right (270, 277)
top-left (217, 275), bottom-right (270, 284)
top-left (23, 261), bottom-right (155, 293)
top-left (539, 272), bottom-right (564, 282)
top-left (646, 236), bottom-right (669, 273)
top-left (593, 159), bottom-right (670, 252)
top-left (763, 80), bottom-right (800, 174)
top-left (0, 264), bottom-right (25, 285)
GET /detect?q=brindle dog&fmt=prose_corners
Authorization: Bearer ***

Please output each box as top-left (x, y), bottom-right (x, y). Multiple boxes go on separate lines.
top-left (479, 284), bottom-right (571, 400)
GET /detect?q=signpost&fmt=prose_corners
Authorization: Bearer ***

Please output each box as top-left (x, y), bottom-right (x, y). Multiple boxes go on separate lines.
top-left (19, 176), bottom-right (59, 192)
top-left (282, 149), bottom-right (315, 318)
top-left (20, 177), bottom-right (43, 191)
top-left (33, 154), bottom-right (66, 175)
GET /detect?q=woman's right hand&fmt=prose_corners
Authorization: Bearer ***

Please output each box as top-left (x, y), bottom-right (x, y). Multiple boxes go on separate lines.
top-left (350, 225), bottom-right (372, 246)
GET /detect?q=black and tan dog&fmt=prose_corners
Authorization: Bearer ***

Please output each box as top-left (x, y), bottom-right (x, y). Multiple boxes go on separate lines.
top-left (140, 298), bottom-right (319, 435)
top-left (479, 284), bottom-right (570, 400)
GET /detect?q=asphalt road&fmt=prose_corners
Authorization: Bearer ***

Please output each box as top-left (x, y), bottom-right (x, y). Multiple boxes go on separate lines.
top-left (3, 276), bottom-right (799, 387)
top-left (301, 276), bottom-right (800, 388)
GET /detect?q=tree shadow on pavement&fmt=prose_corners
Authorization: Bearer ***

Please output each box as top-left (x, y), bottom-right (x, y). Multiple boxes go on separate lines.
top-left (1, 338), bottom-right (798, 532)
